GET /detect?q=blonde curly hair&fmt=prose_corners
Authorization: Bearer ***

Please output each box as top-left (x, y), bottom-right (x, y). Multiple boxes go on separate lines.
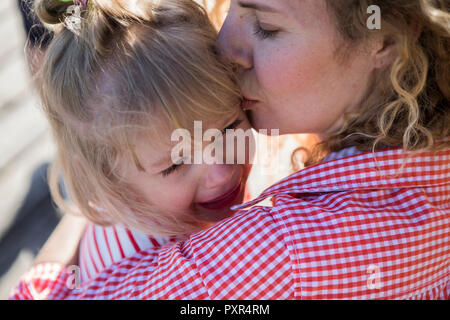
top-left (315, 0), bottom-right (450, 163)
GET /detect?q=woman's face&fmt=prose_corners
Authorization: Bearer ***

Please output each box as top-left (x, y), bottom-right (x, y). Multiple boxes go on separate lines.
top-left (218, 0), bottom-right (376, 135)
top-left (121, 110), bottom-right (253, 227)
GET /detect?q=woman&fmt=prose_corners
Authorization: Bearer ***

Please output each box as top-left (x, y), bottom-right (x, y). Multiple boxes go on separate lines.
top-left (11, 0), bottom-right (449, 299)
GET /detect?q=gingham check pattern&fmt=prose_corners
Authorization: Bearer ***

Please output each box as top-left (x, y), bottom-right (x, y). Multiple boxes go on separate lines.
top-left (10, 145), bottom-right (450, 299)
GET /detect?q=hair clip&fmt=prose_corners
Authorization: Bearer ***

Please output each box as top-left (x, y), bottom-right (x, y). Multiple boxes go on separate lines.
top-left (74, 0), bottom-right (88, 8)
top-left (60, 0), bottom-right (89, 35)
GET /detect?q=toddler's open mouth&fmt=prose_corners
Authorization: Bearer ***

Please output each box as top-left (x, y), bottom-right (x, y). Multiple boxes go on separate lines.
top-left (198, 180), bottom-right (242, 210)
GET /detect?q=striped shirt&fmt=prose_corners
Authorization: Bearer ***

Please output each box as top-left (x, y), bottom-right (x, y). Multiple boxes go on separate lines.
top-left (79, 225), bottom-right (181, 283)
top-left (10, 144), bottom-right (450, 299)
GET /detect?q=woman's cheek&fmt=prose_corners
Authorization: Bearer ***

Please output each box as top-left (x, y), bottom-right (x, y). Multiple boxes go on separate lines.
top-left (257, 39), bottom-right (304, 85)
top-left (256, 51), bottom-right (304, 106)
top-left (254, 51), bottom-right (286, 100)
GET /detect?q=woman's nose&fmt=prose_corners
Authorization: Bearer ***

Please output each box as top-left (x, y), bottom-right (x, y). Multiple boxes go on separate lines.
top-left (217, 14), bottom-right (253, 70)
top-left (202, 164), bottom-right (236, 190)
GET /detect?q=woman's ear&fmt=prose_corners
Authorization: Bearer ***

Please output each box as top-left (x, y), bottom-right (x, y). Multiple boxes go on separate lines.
top-left (372, 22), bottom-right (423, 70)
top-left (372, 34), bottom-right (398, 69)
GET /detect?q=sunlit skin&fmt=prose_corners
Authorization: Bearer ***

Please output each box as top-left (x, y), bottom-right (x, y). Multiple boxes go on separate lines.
top-left (218, 0), bottom-right (395, 136)
top-left (109, 0), bottom-right (397, 231)
top-left (119, 109), bottom-right (254, 228)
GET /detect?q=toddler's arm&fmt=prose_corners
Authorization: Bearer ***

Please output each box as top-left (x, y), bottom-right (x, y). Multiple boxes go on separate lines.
top-left (79, 224), bottom-right (180, 283)
top-left (33, 214), bottom-right (87, 267)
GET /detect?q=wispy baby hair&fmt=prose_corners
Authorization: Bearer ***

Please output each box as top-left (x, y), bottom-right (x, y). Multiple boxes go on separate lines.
top-left (35, 0), bottom-right (241, 236)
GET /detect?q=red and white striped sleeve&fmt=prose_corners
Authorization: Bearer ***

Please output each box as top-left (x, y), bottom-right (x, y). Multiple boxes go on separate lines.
top-left (79, 224), bottom-right (179, 283)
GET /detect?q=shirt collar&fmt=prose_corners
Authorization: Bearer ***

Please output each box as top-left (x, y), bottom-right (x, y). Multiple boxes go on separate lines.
top-left (233, 144), bottom-right (450, 211)
top-left (322, 145), bottom-right (362, 162)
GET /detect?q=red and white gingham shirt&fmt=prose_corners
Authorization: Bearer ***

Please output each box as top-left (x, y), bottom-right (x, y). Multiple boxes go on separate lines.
top-left (78, 188), bottom-right (255, 283)
top-left (9, 144), bottom-right (450, 299)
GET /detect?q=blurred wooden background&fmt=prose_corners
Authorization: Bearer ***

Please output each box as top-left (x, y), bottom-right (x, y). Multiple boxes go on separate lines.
top-left (0, 0), bottom-right (60, 299)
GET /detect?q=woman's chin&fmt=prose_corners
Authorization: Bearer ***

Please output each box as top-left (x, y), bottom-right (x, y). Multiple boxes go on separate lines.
top-left (245, 110), bottom-right (284, 136)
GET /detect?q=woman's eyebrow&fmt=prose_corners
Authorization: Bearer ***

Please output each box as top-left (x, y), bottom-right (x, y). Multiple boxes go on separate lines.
top-left (238, 1), bottom-right (279, 13)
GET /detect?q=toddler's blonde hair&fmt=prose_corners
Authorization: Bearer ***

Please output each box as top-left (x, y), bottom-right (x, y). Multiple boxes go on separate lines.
top-left (35, 0), bottom-right (241, 236)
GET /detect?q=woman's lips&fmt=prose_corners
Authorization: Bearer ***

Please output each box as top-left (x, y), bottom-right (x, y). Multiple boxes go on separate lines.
top-left (241, 98), bottom-right (258, 110)
top-left (198, 181), bottom-right (242, 210)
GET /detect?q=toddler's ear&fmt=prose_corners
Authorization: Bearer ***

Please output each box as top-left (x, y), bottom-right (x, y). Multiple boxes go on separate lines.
top-left (88, 201), bottom-right (106, 213)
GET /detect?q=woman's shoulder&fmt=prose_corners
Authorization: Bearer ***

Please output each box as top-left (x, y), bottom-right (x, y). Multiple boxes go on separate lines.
top-left (235, 143), bottom-right (450, 213)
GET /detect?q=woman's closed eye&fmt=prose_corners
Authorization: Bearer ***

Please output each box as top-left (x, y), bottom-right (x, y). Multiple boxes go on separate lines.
top-left (253, 21), bottom-right (279, 40)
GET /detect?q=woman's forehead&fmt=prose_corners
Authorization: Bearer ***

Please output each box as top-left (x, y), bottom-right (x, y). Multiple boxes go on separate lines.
top-left (237, 0), bottom-right (323, 12)
top-left (236, 0), bottom-right (329, 25)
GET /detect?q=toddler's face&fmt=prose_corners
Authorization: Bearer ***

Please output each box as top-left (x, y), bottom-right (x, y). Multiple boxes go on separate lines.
top-left (121, 110), bottom-right (254, 227)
